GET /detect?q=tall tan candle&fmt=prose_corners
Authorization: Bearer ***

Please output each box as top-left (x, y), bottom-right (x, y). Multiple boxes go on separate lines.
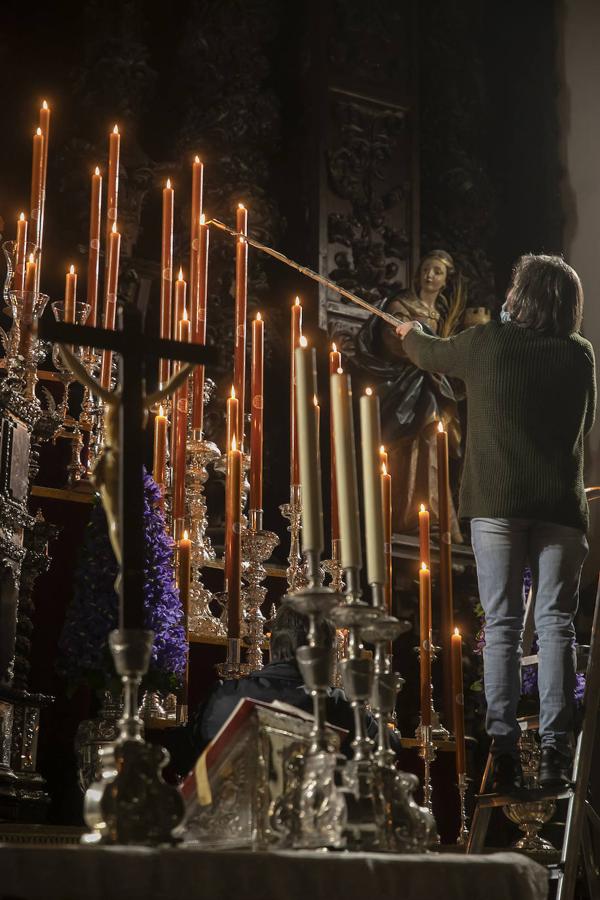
top-left (360, 387), bottom-right (385, 588)
top-left (159, 178), bottom-right (174, 387)
top-left (419, 563), bottom-right (432, 728)
top-left (295, 338), bottom-right (324, 555)
top-left (15, 213), bottom-right (28, 292)
top-left (330, 371), bottom-right (362, 569)
top-left (29, 128), bottom-right (44, 247)
top-left (452, 628), bottom-right (466, 776)
top-left (64, 265), bottom-right (77, 323)
top-left (87, 167), bottom-right (102, 326)
top-left (106, 125), bottom-right (120, 255)
top-left (225, 436), bottom-right (243, 640)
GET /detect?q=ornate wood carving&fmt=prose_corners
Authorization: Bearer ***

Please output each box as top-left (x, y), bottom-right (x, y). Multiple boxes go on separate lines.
top-left (313, 0), bottom-right (418, 341)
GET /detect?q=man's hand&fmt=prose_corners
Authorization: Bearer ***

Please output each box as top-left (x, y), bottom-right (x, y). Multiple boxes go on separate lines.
top-left (395, 320), bottom-right (420, 339)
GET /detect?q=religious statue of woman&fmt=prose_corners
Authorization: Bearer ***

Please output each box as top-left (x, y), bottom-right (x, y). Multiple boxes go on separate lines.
top-left (351, 250), bottom-right (466, 539)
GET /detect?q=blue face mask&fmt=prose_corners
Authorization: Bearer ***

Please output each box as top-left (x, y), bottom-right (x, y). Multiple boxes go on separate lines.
top-left (500, 301), bottom-right (511, 324)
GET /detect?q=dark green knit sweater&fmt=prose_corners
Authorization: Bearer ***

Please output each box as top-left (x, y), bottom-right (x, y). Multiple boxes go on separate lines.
top-left (403, 321), bottom-right (596, 531)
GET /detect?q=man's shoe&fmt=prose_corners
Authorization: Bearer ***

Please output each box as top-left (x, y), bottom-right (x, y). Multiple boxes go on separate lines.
top-left (490, 754), bottom-right (524, 795)
top-left (538, 747), bottom-right (573, 788)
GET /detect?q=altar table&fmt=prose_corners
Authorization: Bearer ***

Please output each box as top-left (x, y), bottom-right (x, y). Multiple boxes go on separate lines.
top-left (0, 845), bottom-right (547, 900)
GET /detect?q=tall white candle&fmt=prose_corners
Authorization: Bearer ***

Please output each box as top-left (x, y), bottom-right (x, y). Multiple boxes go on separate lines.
top-left (295, 338), bottom-right (324, 555)
top-left (360, 388), bottom-right (385, 586)
top-left (330, 371), bottom-right (362, 569)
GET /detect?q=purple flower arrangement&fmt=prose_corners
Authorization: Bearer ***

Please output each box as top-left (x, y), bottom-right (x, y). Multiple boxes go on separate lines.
top-left (59, 469), bottom-right (187, 694)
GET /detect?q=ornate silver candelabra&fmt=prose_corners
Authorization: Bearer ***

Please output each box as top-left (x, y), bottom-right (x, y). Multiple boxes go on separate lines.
top-left (82, 629), bottom-right (184, 845)
top-left (329, 566), bottom-right (380, 850)
top-left (322, 537), bottom-right (344, 592)
top-left (50, 301), bottom-right (92, 486)
top-left (283, 548), bottom-right (346, 849)
top-left (242, 513), bottom-right (279, 671)
top-left (457, 772), bottom-right (470, 847)
top-left (280, 484), bottom-right (307, 592)
top-left (188, 431), bottom-right (223, 638)
top-left (361, 612), bottom-right (437, 852)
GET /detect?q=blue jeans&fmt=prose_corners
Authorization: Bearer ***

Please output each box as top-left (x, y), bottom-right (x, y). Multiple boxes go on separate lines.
top-left (471, 518), bottom-right (588, 757)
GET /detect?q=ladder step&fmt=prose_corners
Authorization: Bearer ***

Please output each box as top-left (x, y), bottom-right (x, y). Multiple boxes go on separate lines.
top-left (476, 785), bottom-right (573, 809)
top-left (546, 865), bottom-right (564, 881)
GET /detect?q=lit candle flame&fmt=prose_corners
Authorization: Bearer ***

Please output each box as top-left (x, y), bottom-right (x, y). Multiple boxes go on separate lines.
top-left (28, 253), bottom-right (35, 264)
top-left (299, 335), bottom-right (308, 348)
top-left (294, 296), bottom-right (300, 306)
top-left (166, 178), bottom-right (172, 189)
top-left (178, 267), bottom-right (183, 281)
top-left (313, 394), bottom-right (319, 407)
top-left (112, 222), bottom-right (117, 234)
top-left (200, 212), bottom-right (205, 225)
top-left (159, 404), bottom-right (165, 417)
top-left (69, 265), bottom-right (75, 275)
top-left (238, 203), bottom-right (245, 210)
top-left (42, 100), bottom-right (49, 110)
top-left (19, 212), bottom-right (25, 222)
top-left (183, 305), bottom-right (188, 322)
top-left (420, 503), bottom-right (427, 513)
top-left (36, 127), bottom-right (42, 136)
top-left (113, 124), bottom-right (119, 134)
top-left (183, 529), bottom-right (189, 541)
top-left (454, 627), bottom-right (461, 637)
top-left (382, 462), bottom-right (387, 475)
top-left (194, 155), bottom-right (200, 164)
top-left (94, 166), bottom-right (100, 176)
top-left (230, 385), bottom-right (236, 399)
top-left (232, 435), bottom-right (237, 451)
top-left (421, 561), bottom-right (428, 572)
top-left (256, 312), bottom-right (262, 321)
top-left (437, 420), bottom-right (444, 433)
top-left (365, 387), bottom-right (373, 396)
top-left (332, 342), bottom-right (337, 352)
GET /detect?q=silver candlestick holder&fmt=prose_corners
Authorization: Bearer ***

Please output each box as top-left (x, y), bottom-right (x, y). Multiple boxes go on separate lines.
top-left (329, 566), bottom-right (380, 850)
top-left (51, 301), bottom-right (92, 486)
top-left (4, 288), bottom-right (49, 398)
top-left (360, 611), bottom-right (437, 852)
top-left (419, 722), bottom-right (437, 821)
top-left (188, 432), bottom-right (223, 638)
top-left (280, 484), bottom-right (308, 592)
top-left (283, 548), bottom-right (346, 849)
top-left (78, 348), bottom-right (103, 480)
top-left (414, 641), bottom-right (450, 742)
top-left (456, 772), bottom-right (470, 848)
top-left (322, 537), bottom-right (344, 593)
top-left (242, 515), bottom-right (279, 671)
top-left (82, 629), bottom-right (184, 845)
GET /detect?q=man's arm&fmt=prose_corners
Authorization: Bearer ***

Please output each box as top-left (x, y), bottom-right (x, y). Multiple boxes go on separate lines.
top-left (400, 323), bottom-right (476, 379)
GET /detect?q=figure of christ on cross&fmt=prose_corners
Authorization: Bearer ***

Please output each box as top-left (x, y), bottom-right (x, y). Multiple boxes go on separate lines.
top-left (41, 302), bottom-right (218, 630)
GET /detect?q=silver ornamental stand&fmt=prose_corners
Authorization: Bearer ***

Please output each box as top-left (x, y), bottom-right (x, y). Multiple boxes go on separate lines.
top-left (361, 613), bottom-right (438, 851)
top-left (188, 430), bottom-right (223, 637)
top-left (329, 566), bottom-right (380, 850)
top-left (82, 630), bottom-right (184, 845)
top-left (242, 511), bottom-right (279, 671)
top-left (280, 484), bottom-right (308, 592)
top-left (284, 549), bottom-right (346, 849)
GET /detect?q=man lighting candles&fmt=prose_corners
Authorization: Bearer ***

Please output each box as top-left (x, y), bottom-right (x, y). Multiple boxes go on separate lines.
top-left (396, 254), bottom-right (596, 793)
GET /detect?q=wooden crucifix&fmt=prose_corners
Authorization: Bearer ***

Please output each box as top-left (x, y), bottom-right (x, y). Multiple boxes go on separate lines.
top-left (40, 303), bottom-right (218, 631)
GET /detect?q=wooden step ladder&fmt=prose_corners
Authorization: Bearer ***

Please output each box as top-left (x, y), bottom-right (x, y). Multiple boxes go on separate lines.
top-left (467, 571), bottom-right (600, 900)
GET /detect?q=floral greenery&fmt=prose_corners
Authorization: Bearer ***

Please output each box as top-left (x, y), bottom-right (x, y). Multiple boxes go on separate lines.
top-left (58, 470), bottom-right (187, 695)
